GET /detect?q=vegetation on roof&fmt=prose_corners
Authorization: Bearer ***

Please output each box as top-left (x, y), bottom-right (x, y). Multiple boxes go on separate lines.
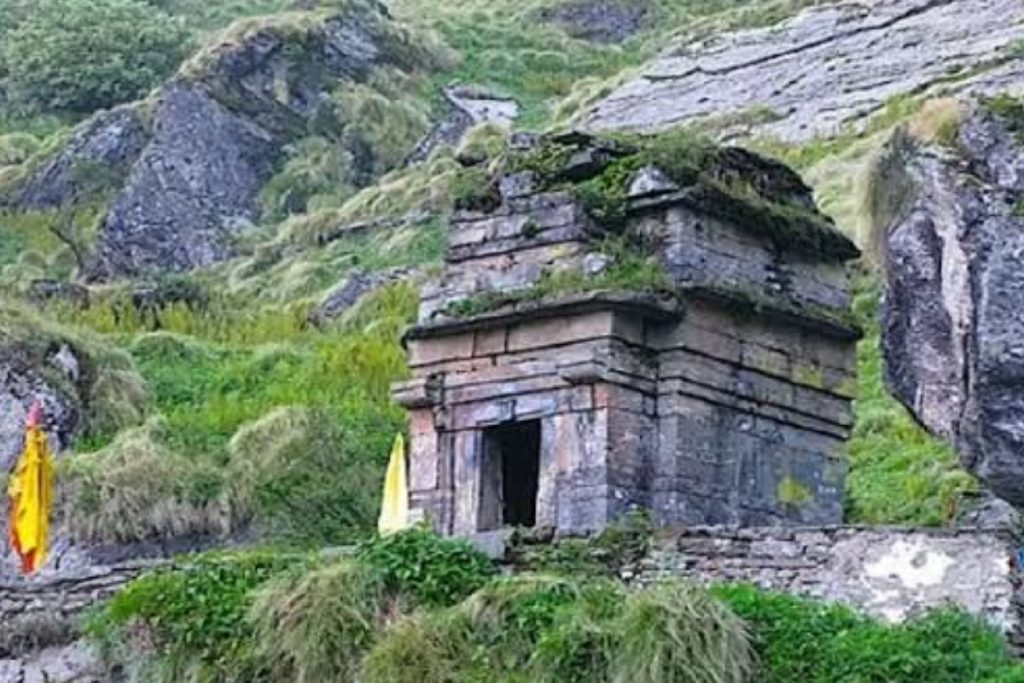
top-left (482, 128), bottom-right (860, 261)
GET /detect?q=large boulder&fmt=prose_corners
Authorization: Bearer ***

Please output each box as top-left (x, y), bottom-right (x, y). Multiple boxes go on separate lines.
top-left (882, 100), bottom-right (1024, 506)
top-left (8, 2), bottom-right (441, 279)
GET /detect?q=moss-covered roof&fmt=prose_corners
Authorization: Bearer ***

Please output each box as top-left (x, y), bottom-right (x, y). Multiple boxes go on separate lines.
top-left (502, 130), bottom-right (860, 262)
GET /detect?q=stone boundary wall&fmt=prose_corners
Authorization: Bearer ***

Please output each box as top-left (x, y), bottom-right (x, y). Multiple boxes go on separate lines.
top-left (625, 526), bottom-right (1024, 650)
top-left (0, 560), bottom-right (165, 623)
top-left (2, 527), bottom-right (1021, 652)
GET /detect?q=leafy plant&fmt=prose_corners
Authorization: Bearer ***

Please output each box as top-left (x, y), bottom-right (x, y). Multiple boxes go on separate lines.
top-left (87, 550), bottom-right (310, 680)
top-left (714, 585), bottom-right (1022, 683)
top-left (357, 528), bottom-right (497, 607)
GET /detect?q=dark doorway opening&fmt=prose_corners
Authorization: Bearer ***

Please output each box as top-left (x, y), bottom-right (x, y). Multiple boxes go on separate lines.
top-left (479, 420), bottom-right (541, 530)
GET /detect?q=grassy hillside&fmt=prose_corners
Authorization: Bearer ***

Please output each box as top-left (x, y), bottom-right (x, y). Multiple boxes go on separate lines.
top-left (0, 0), bottom-right (982, 547)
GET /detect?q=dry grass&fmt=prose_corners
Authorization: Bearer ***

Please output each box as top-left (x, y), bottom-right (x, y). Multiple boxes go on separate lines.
top-left (249, 560), bottom-right (394, 683)
top-left (61, 418), bottom-right (232, 544)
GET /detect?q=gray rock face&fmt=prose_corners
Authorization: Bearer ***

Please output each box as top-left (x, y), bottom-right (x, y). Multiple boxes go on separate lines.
top-left (585, 0), bottom-right (1024, 141)
top-left (11, 106), bottom-right (148, 210)
top-left (0, 641), bottom-right (106, 683)
top-left (883, 103), bottom-right (1024, 506)
top-left (0, 347), bottom-right (82, 474)
top-left (535, 0), bottom-right (652, 44)
top-left (89, 84), bottom-right (278, 278)
top-left (306, 265), bottom-right (420, 327)
top-left (13, 3), bottom-right (431, 279)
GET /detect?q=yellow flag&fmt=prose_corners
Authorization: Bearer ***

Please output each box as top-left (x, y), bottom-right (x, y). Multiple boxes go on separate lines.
top-left (8, 405), bottom-right (55, 574)
top-left (377, 433), bottom-right (409, 535)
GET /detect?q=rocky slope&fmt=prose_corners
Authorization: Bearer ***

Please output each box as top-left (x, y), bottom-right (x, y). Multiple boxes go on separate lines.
top-left (584, 0), bottom-right (1024, 142)
top-left (882, 100), bottom-right (1024, 506)
top-left (8, 1), bottom-right (440, 279)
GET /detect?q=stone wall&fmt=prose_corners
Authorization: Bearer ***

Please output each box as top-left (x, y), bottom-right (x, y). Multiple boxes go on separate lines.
top-left (0, 560), bottom-right (161, 623)
top-left (627, 526), bottom-right (1024, 649)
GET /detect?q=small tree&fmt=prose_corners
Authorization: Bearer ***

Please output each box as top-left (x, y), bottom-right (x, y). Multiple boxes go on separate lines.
top-left (3, 0), bottom-right (192, 114)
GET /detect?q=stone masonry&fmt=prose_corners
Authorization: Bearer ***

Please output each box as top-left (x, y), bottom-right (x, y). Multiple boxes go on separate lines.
top-left (630, 526), bottom-right (1024, 652)
top-left (393, 133), bottom-right (861, 537)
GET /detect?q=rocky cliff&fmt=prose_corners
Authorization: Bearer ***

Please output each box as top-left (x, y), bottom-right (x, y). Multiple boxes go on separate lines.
top-left (882, 100), bottom-right (1024, 506)
top-left (584, 0), bottom-right (1024, 141)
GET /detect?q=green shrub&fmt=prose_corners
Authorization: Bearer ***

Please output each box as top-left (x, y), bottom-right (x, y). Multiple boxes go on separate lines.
top-left (87, 550), bottom-right (310, 681)
top-left (714, 584), bottom-right (1021, 683)
top-left (228, 406), bottom-right (383, 544)
top-left (366, 576), bottom-right (753, 683)
top-left (357, 528), bottom-right (498, 607)
top-left (3, 0), bottom-right (192, 113)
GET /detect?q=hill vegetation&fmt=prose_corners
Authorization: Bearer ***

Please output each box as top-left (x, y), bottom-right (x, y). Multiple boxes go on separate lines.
top-left (0, 0), bottom-right (1012, 679)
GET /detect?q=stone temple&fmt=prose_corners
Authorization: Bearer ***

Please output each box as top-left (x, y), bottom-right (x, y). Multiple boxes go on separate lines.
top-left (392, 133), bottom-right (861, 537)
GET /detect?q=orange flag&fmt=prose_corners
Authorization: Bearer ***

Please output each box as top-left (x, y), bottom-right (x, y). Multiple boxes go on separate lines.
top-left (8, 402), bottom-right (55, 574)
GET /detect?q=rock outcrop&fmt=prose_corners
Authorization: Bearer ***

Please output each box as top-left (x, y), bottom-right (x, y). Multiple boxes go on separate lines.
top-left (0, 641), bottom-right (106, 683)
top-left (882, 100), bottom-right (1024, 506)
top-left (585, 0), bottom-right (1024, 141)
top-left (0, 344), bottom-right (84, 474)
top-left (9, 2), bottom-right (440, 279)
top-left (535, 0), bottom-right (653, 44)
top-left (12, 106), bottom-right (148, 210)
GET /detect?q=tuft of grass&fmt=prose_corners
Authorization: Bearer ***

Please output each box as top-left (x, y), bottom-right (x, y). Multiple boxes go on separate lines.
top-left (612, 581), bottom-right (754, 683)
top-left (249, 560), bottom-right (390, 683)
top-left (61, 417), bottom-right (231, 544)
top-left (366, 575), bottom-right (753, 683)
top-left (0, 613), bottom-right (77, 657)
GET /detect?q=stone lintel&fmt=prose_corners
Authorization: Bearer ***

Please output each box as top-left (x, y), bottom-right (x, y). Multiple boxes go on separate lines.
top-left (406, 290), bottom-right (681, 342)
top-left (680, 285), bottom-right (862, 341)
top-left (391, 376), bottom-right (442, 408)
top-left (628, 186), bottom-right (860, 263)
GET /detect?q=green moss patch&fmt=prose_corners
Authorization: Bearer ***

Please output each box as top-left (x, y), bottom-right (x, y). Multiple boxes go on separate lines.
top-left (501, 129), bottom-right (859, 261)
top-left (442, 236), bottom-right (676, 318)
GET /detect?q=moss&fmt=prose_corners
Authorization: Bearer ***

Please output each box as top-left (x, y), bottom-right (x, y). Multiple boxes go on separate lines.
top-left (450, 165), bottom-right (501, 212)
top-left (683, 282), bottom-right (861, 337)
top-left (500, 129), bottom-right (857, 260)
top-left (777, 476), bottom-right (813, 508)
top-left (985, 94), bottom-right (1024, 142)
top-left (507, 139), bottom-right (576, 181)
top-left (792, 365), bottom-right (825, 390)
top-left (442, 237), bottom-right (675, 318)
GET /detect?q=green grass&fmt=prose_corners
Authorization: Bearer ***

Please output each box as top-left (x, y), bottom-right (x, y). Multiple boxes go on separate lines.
top-left (716, 585), bottom-right (1023, 683)
top-left (392, 0), bottom-right (816, 130)
top-left (843, 273), bottom-right (976, 526)
top-left (55, 282), bottom-right (418, 545)
top-left (88, 530), bottom-right (1024, 682)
